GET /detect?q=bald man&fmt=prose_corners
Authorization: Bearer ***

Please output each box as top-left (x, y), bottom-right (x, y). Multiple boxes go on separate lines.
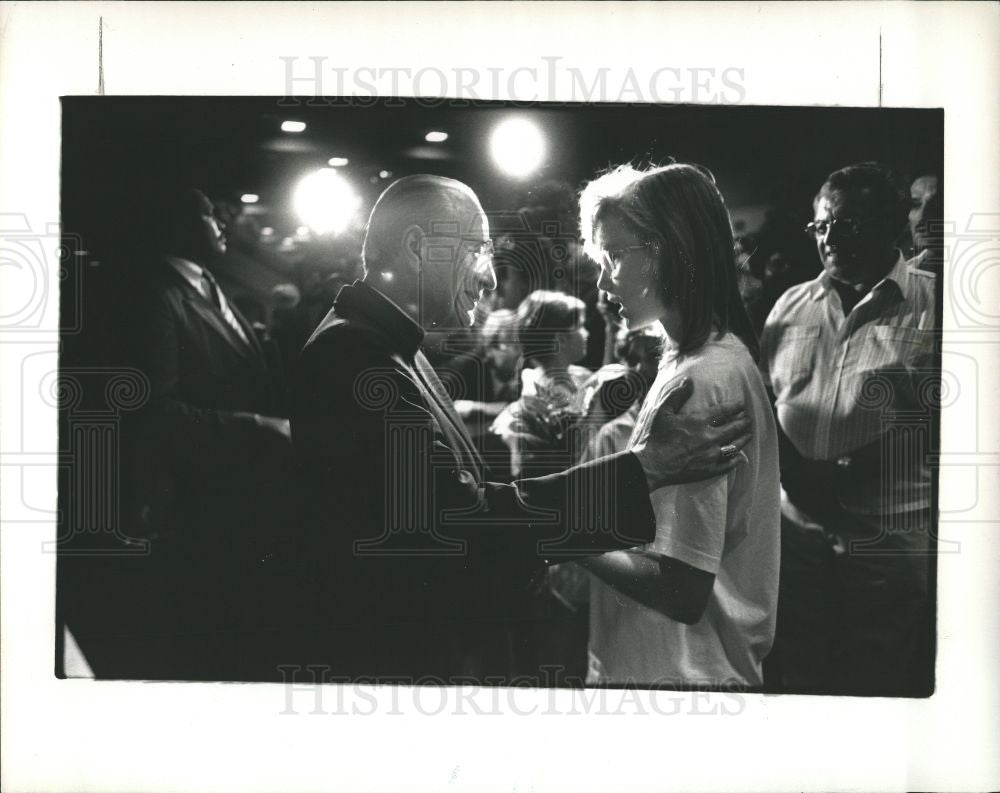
top-left (289, 175), bottom-right (751, 681)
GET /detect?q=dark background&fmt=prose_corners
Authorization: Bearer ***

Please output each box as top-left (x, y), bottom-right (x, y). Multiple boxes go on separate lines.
top-left (62, 97), bottom-right (943, 256)
top-left (56, 98), bottom-right (944, 689)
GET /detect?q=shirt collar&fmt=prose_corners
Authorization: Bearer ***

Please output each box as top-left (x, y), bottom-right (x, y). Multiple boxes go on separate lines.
top-left (163, 255), bottom-right (205, 294)
top-left (334, 280), bottom-right (425, 357)
top-left (811, 250), bottom-right (908, 303)
top-left (879, 251), bottom-right (912, 301)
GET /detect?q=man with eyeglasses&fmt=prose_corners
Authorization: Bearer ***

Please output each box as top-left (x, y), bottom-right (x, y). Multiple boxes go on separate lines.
top-left (287, 174), bottom-right (753, 682)
top-left (760, 162), bottom-right (937, 696)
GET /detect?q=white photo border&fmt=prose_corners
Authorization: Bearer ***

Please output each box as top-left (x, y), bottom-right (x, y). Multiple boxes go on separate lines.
top-left (1, 2), bottom-right (998, 792)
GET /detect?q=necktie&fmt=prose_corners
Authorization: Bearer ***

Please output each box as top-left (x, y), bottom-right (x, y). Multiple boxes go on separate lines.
top-left (201, 269), bottom-right (250, 345)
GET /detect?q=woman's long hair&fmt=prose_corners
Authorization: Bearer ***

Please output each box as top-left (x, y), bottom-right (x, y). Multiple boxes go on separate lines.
top-left (580, 163), bottom-right (759, 361)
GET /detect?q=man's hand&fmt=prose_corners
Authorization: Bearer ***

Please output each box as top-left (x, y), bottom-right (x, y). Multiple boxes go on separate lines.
top-left (631, 377), bottom-right (751, 491)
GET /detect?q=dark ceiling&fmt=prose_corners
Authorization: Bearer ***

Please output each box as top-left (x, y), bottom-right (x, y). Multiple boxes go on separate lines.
top-left (62, 97), bottom-right (943, 255)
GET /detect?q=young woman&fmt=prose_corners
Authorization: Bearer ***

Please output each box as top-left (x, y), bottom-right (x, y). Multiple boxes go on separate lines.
top-left (576, 163), bottom-right (781, 688)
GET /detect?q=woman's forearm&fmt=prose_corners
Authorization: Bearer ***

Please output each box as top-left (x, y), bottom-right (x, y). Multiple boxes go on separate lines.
top-left (580, 548), bottom-right (714, 625)
top-left (579, 550), bottom-right (663, 609)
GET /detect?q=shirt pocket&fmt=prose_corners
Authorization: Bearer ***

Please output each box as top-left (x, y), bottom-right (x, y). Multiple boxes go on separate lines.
top-left (771, 325), bottom-right (821, 394)
top-left (865, 326), bottom-right (935, 371)
top-left (855, 326), bottom-right (936, 412)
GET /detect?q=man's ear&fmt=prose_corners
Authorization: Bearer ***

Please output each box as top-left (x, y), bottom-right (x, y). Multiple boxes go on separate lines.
top-left (402, 225), bottom-right (424, 266)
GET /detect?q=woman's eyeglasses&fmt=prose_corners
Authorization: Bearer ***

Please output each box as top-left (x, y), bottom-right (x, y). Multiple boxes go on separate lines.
top-left (602, 242), bottom-right (655, 265)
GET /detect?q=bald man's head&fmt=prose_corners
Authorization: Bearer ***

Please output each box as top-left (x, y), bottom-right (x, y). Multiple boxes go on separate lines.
top-left (362, 174), bottom-right (482, 274)
top-left (360, 175), bottom-right (497, 330)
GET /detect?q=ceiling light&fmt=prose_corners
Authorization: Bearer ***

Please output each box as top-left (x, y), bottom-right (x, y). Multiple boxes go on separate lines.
top-left (490, 117), bottom-right (546, 179)
top-left (292, 167), bottom-right (361, 235)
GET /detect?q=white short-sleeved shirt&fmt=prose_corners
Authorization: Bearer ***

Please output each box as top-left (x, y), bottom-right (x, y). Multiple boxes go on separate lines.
top-left (587, 332), bottom-right (781, 687)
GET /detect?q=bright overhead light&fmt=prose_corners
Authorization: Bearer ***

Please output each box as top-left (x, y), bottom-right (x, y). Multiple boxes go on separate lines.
top-left (292, 167), bottom-right (361, 235)
top-left (240, 193), bottom-right (259, 204)
top-left (281, 120), bottom-right (307, 133)
top-left (327, 157), bottom-right (349, 167)
top-left (425, 131), bottom-right (448, 143)
top-left (490, 117), bottom-right (545, 179)
top-left (378, 170), bottom-right (392, 179)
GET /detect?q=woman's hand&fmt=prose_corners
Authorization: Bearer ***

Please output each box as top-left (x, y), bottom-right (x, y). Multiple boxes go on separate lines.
top-left (631, 377), bottom-right (751, 491)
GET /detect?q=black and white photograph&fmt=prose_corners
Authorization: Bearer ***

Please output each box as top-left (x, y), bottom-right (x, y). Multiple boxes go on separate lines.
top-left (57, 98), bottom-right (944, 698)
top-left (2, 3), bottom-right (998, 793)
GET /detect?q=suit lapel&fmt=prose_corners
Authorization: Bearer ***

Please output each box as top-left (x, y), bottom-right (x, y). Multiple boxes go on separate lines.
top-left (168, 272), bottom-right (260, 363)
top-left (228, 299), bottom-right (265, 359)
top-left (413, 351), bottom-right (487, 482)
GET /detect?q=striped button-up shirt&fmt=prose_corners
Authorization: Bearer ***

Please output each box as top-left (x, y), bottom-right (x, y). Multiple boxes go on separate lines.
top-left (760, 253), bottom-right (936, 515)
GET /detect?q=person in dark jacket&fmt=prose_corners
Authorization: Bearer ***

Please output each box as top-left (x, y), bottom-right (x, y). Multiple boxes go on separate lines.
top-left (95, 187), bottom-right (294, 680)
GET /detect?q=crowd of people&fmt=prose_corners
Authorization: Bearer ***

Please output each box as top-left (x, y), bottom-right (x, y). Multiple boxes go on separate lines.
top-left (59, 158), bottom-right (942, 696)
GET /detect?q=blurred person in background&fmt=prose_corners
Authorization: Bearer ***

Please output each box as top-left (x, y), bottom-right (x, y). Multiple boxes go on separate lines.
top-left (908, 173), bottom-right (944, 273)
top-left (750, 208), bottom-right (821, 331)
top-left (450, 308), bottom-right (523, 482)
top-left (761, 162), bottom-right (937, 696)
top-left (491, 290), bottom-right (594, 480)
top-left (544, 325), bottom-right (668, 672)
top-left (579, 326), bottom-right (666, 463)
top-left (734, 234), bottom-right (765, 331)
top-left (68, 186), bottom-right (296, 680)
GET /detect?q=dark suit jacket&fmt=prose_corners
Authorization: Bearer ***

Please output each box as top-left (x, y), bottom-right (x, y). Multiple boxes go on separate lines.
top-left (60, 256), bottom-right (299, 681)
top-left (127, 256), bottom-right (293, 554)
top-left (290, 281), bottom-right (656, 678)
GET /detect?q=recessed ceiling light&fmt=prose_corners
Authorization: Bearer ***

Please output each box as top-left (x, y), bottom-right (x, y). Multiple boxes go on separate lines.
top-left (240, 193), bottom-right (260, 204)
top-left (425, 131), bottom-right (448, 143)
top-left (281, 120), bottom-right (307, 133)
top-left (327, 157), bottom-right (349, 167)
top-left (378, 170), bottom-right (392, 179)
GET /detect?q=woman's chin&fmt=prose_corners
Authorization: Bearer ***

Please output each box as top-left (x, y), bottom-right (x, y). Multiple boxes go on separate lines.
top-left (621, 312), bottom-right (649, 330)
